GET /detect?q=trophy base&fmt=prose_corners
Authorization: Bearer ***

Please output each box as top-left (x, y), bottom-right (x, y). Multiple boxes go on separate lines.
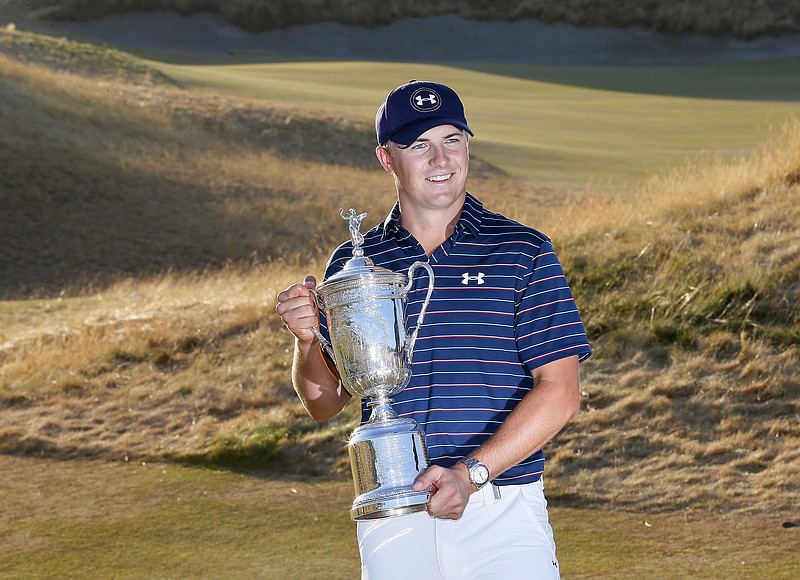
top-left (348, 416), bottom-right (430, 521)
top-left (350, 488), bottom-right (430, 521)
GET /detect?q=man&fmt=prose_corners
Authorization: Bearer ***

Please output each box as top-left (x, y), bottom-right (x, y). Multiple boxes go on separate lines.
top-left (276, 80), bottom-right (591, 579)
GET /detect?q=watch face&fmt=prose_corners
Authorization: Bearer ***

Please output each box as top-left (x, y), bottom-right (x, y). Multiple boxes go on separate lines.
top-left (474, 464), bottom-right (490, 485)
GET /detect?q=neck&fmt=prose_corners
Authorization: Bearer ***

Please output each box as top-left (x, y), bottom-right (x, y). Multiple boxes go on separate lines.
top-left (399, 202), bottom-right (463, 256)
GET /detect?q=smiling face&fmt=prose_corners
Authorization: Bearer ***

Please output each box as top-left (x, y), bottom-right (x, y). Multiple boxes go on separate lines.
top-left (376, 124), bottom-right (470, 219)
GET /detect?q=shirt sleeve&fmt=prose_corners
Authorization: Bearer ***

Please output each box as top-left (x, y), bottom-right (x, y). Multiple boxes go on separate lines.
top-left (515, 238), bottom-right (592, 373)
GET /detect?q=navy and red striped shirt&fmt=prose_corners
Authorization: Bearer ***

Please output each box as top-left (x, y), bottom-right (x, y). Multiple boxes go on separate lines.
top-left (321, 193), bottom-right (591, 485)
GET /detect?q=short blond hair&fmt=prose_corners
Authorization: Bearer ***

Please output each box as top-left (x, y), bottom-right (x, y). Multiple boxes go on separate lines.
top-left (380, 130), bottom-right (471, 156)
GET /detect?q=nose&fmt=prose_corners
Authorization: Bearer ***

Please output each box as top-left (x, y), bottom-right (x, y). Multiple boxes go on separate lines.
top-left (428, 143), bottom-right (449, 167)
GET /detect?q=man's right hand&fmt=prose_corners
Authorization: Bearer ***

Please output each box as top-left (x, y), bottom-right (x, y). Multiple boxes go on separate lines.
top-left (275, 275), bottom-right (348, 422)
top-left (275, 275), bottom-right (321, 344)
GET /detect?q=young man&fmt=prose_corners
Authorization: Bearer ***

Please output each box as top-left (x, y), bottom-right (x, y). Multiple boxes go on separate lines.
top-left (276, 80), bottom-right (591, 579)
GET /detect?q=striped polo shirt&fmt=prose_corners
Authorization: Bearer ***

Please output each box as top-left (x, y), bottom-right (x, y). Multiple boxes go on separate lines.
top-left (320, 192), bottom-right (591, 485)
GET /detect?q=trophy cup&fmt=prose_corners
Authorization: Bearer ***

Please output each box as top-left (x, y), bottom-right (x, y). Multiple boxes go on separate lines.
top-left (312, 208), bottom-right (435, 520)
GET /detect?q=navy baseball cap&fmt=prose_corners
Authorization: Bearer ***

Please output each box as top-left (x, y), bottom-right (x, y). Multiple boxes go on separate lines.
top-left (375, 80), bottom-right (474, 147)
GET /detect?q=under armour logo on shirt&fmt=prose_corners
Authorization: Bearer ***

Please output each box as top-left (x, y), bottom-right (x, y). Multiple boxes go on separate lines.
top-left (462, 272), bottom-right (485, 285)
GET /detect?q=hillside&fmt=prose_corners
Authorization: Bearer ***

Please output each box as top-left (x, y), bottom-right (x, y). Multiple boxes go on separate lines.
top-left (0, 29), bottom-right (388, 297)
top-left (12, 0), bottom-right (800, 39)
top-left (0, 28), bottom-right (519, 298)
top-left (0, 29), bottom-right (798, 518)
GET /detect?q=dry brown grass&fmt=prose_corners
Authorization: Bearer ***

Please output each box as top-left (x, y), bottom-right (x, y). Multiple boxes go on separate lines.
top-left (0, 29), bottom-right (798, 522)
top-left (535, 120), bottom-right (800, 515)
top-left (0, 266), bottom-right (353, 467)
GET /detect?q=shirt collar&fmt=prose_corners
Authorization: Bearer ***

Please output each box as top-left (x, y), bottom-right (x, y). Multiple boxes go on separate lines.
top-left (380, 192), bottom-right (484, 240)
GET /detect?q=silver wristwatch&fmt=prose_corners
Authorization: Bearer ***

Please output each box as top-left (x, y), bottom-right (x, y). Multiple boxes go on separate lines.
top-left (459, 457), bottom-right (490, 489)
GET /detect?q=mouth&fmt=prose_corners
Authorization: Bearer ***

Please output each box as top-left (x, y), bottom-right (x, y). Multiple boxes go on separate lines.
top-left (427, 173), bottom-right (453, 183)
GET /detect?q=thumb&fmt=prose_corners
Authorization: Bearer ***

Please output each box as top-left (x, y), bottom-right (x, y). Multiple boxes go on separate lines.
top-left (412, 468), bottom-right (437, 492)
top-left (304, 275), bottom-right (317, 289)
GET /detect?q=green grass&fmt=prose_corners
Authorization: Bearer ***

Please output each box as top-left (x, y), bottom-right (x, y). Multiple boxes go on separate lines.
top-left (0, 457), bottom-right (357, 578)
top-left (554, 507), bottom-right (800, 578)
top-left (146, 57), bottom-right (800, 188)
top-left (1, 456), bottom-right (798, 579)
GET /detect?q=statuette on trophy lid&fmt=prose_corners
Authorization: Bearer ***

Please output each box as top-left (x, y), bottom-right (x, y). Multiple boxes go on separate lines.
top-left (312, 208), bottom-right (435, 520)
top-left (342, 208), bottom-right (368, 256)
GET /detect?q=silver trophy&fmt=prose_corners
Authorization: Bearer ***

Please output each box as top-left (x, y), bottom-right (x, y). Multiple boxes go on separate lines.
top-left (312, 208), bottom-right (434, 520)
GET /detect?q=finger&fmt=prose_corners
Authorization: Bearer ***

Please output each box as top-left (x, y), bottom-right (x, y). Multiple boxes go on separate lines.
top-left (275, 283), bottom-right (322, 341)
top-left (427, 488), bottom-right (466, 520)
top-left (412, 466), bottom-right (440, 492)
top-left (276, 283), bottom-right (309, 304)
top-left (412, 476), bottom-right (429, 492)
top-left (279, 312), bottom-right (320, 343)
top-left (276, 298), bottom-right (317, 327)
top-left (275, 292), bottom-right (313, 319)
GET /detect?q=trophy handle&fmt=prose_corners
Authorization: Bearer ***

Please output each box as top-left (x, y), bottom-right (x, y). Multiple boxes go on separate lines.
top-left (404, 261), bottom-right (435, 361)
top-left (309, 288), bottom-right (337, 363)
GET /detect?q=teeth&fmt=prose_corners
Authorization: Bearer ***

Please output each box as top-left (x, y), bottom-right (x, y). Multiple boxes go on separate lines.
top-left (428, 174), bottom-right (451, 182)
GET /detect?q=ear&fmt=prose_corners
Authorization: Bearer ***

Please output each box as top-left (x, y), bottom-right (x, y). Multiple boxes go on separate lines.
top-left (376, 146), bottom-right (394, 175)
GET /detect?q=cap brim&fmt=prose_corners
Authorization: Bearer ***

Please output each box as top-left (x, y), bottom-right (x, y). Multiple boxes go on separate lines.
top-left (390, 118), bottom-right (474, 147)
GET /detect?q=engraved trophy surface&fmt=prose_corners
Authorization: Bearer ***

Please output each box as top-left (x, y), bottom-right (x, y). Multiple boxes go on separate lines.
top-left (313, 208), bottom-right (434, 520)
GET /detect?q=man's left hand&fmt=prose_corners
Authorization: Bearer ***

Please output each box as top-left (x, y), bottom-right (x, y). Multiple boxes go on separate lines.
top-left (413, 463), bottom-right (473, 520)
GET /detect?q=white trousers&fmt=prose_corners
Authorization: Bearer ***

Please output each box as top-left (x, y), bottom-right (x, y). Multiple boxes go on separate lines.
top-left (356, 479), bottom-right (560, 580)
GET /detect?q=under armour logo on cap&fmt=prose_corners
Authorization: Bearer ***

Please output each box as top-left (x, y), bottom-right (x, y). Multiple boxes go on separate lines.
top-left (412, 89), bottom-right (441, 112)
top-left (376, 80), bottom-right (474, 147)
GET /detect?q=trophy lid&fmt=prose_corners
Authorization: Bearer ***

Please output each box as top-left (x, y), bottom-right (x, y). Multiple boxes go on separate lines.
top-left (321, 208), bottom-right (405, 289)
